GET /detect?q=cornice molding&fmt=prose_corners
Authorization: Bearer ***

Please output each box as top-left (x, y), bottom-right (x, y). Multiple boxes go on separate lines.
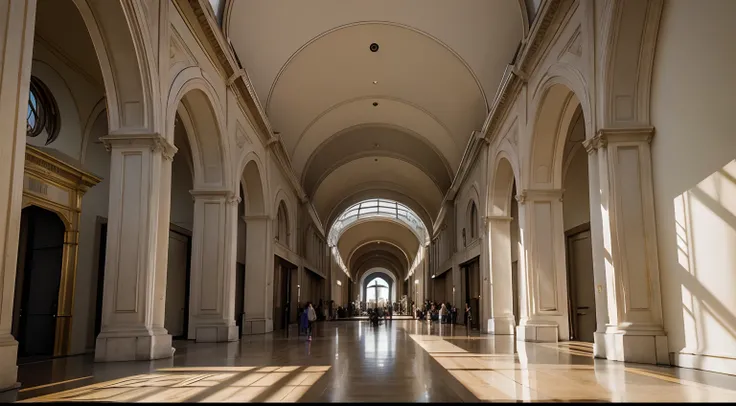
top-left (516, 188), bottom-right (564, 204)
top-left (436, 0), bottom-right (573, 217)
top-left (584, 126), bottom-right (655, 154)
top-left (100, 133), bottom-right (177, 160)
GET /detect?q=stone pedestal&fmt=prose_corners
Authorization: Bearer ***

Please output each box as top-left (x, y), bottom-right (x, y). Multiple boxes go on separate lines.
top-left (188, 190), bottom-right (239, 342)
top-left (584, 128), bottom-right (669, 365)
top-left (0, 0), bottom-right (37, 391)
top-left (95, 134), bottom-right (176, 362)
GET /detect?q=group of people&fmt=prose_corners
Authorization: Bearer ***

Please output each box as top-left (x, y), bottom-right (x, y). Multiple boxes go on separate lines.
top-left (413, 301), bottom-right (473, 328)
top-left (367, 306), bottom-right (393, 327)
top-left (298, 302), bottom-right (318, 341)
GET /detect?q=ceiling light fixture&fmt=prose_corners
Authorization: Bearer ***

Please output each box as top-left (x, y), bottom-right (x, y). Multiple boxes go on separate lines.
top-left (372, 102), bottom-right (378, 107)
top-left (372, 80), bottom-right (378, 85)
top-left (369, 43), bottom-right (379, 52)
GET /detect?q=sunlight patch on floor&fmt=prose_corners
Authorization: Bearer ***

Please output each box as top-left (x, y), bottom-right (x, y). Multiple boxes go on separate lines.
top-left (20, 366), bottom-right (331, 403)
top-left (409, 334), bottom-right (736, 402)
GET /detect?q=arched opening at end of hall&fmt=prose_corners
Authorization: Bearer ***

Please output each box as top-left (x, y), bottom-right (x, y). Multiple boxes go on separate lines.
top-left (12, 206), bottom-right (66, 361)
top-left (364, 276), bottom-right (391, 309)
top-left (561, 106), bottom-right (596, 343)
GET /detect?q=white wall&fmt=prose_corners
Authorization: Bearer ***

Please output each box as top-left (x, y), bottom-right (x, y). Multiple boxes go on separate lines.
top-left (562, 117), bottom-right (590, 231)
top-left (651, 0), bottom-right (736, 368)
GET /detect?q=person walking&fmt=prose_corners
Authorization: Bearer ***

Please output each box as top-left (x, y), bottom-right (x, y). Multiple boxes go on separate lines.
top-left (299, 303), bottom-right (309, 338)
top-left (307, 302), bottom-right (317, 341)
top-left (464, 303), bottom-right (472, 336)
top-left (439, 303), bottom-right (447, 325)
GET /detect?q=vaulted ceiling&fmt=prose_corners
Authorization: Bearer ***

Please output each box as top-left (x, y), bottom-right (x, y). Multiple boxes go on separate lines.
top-left (222, 0), bottom-right (526, 278)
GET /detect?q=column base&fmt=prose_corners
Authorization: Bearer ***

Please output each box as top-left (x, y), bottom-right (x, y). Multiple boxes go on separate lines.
top-left (487, 316), bottom-right (516, 335)
top-left (594, 331), bottom-right (607, 359)
top-left (0, 335), bottom-right (18, 398)
top-left (603, 326), bottom-right (669, 365)
top-left (242, 317), bottom-right (273, 335)
top-left (95, 328), bottom-right (173, 362)
top-left (516, 321), bottom-right (559, 342)
top-left (193, 322), bottom-right (239, 343)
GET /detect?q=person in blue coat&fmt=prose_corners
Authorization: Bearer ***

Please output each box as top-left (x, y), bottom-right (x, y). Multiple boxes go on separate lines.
top-left (299, 303), bottom-right (309, 339)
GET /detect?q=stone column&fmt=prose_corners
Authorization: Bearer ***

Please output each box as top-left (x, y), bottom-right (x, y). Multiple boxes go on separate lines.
top-left (584, 127), bottom-right (668, 365)
top-left (187, 190), bottom-right (239, 342)
top-left (515, 189), bottom-right (569, 342)
top-left (487, 216), bottom-right (515, 334)
top-left (242, 215), bottom-right (273, 334)
top-left (0, 0), bottom-right (37, 393)
top-left (95, 133), bottom-right (176, 362)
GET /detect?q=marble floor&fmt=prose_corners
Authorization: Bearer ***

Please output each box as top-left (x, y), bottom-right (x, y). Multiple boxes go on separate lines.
top-left (13, 320), bottom-right (736, 402)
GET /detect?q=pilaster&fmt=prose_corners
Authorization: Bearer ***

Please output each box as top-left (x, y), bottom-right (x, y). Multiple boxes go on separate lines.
top-left (487, 215), bottom-right (515, 335)
top-left (0, 0), bottom-right (37, 394)
top-left (187, 189), bottom-right (239, 342)
top-left (515, 189), bottom-right (568, 342)
top-left (584, 127), bottom-right (668, 365)
top-left (95, 133), bottom-right (176, 362)
top-left (242, 214), bottom-right (273, 335)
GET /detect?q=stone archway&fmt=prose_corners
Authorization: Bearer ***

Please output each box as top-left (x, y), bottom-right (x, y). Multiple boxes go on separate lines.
top-left (166, 82), bottom-right (235, 343)
top-left (240, 156), bottom-right (272, 335)
top-left (487, 152), bottom-right (520, 336)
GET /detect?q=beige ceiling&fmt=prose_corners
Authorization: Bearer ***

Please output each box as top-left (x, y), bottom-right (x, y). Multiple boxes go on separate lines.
top-left (337, 220), bottom-right (419, 271)
top-left (224, 0), bottom-right (524, 266)
top-left (312, 157), bottom-right (444, 222)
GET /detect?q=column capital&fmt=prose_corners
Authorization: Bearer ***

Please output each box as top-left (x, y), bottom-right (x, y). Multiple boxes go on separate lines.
top-left (584, 126), bottom-right (655, 154)
top-left (101, 133), bottom-right (177, 160)
top-left (189, 188), bottom-right (238, 204)
top-left (242, 214), bottom-right (271, 222)
top-left (485, 215), bottom-right (513, 222)
top-left (516, 188), bottom-right (564, 204)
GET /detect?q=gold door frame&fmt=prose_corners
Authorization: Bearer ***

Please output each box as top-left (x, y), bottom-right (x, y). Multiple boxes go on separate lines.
top-left (21, 145), bottom-right (101, 357)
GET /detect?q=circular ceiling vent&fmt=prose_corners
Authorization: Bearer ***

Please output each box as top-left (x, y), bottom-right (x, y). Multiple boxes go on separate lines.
top-left (369, 43), bottom-right (379, 52)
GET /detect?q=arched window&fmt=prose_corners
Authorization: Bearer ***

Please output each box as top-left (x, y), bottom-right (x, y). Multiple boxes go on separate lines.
top-left (27, 76), bottom-right (60, 145)
top-left (276, 201), bottom-right (289, 247)
top-left (469, 202), bottom-right (478, 239)
top-left (366, 277), bottom-right (389, 307)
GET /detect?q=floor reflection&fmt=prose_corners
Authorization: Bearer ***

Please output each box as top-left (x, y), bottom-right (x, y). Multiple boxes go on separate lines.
top-left (15, 320), bottom-right (736, 403)
top-left (20, 366), bottom-right (330, 403)
top-left (409, 332), bottom-right (736, 402)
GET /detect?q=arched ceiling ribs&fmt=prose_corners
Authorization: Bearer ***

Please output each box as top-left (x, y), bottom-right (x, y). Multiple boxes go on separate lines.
top-left (300, 123), bottom-right (453, 196)
top-left (313, 159), bottom-right (444, 223)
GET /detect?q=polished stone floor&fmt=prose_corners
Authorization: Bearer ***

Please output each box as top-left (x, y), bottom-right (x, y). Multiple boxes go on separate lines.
top-left (14, 320), bottom-right (736, 402)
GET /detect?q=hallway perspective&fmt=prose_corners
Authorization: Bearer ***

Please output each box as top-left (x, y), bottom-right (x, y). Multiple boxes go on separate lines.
top-left (17, 321), bottom-right (736, 403)
top-left (3, 0), bottom-right (736, 401)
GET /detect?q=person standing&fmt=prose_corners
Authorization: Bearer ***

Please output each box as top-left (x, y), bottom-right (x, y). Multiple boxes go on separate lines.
top-left (307, 302), bottom-right (317, 341)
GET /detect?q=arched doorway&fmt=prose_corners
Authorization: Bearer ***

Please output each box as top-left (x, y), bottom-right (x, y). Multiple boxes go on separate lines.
top-left (521, 81), bottom-right (598, 342)
top-left (365, 276), bottom-right (390, 309)
top-left (240, 157), bottom-right (271, 335)
top-left (12, 206), bottom-right (65, 360)
top-left (487, 153), bottom-right (521, 335)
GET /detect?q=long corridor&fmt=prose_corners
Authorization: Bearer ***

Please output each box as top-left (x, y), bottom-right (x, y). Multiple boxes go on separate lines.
top-left (16, 321), bottom-right (736, 403)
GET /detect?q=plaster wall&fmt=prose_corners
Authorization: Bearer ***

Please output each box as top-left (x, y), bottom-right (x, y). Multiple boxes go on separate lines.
top-left (650, 0), bottom-right (736, 372)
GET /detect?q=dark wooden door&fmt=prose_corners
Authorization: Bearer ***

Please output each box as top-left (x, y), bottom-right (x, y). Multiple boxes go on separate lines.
top-left (16, 207), bottom-right (65, 358)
